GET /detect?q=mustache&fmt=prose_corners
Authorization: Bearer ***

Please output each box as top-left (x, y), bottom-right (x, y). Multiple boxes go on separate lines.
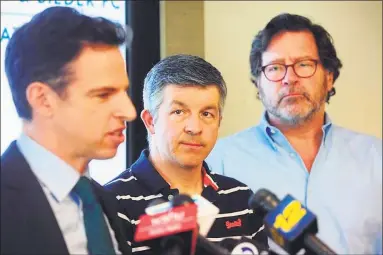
top-left (278, 89), bottom-right (311, 102)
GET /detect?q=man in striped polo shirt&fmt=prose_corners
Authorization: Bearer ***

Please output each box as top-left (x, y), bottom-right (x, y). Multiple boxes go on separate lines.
top-left (105, 54), bottom-right (267, 254)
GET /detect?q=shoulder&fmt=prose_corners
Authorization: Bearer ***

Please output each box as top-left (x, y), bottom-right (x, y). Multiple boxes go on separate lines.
top-left (103, 169), bottom-right (149, 211)
top-left (207, 125), bottom-right (263, 167)
top-left (211, 171), bottom-right (252, 191)
top-left (1, 141), bottom-right (35, 190)
top-left (1, 141), bottom-right (20, 176)
top-left (103, 168), bottom-right (162, 222)
top-left (210, 172), bottom-right (254, 209)
top-left (333, 125), bottom-right (381, 144)
top-left (332, 125), bottom-right (382, 156)
top-left (331, 125), bottom-right (382, 183)
top-left (215, 126), bottom-right (262, 149)
top-left (104, 168), bottom-right (139, 194)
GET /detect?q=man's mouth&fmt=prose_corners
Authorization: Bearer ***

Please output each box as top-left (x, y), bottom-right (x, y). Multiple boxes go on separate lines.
top-left (181, 142), bottom-right (204, 148)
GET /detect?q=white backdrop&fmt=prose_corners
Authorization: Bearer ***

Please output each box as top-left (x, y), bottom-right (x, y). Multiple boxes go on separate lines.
top-left (1, 0), bottom-right (128, 185)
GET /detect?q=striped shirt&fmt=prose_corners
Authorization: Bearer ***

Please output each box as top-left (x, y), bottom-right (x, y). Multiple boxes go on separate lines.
top-left (105, 149), bottom-right (267, 254)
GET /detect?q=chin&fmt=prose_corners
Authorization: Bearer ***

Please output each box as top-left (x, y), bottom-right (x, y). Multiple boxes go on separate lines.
top-left (177, 158), bottom-right (203, 169)
top-left (170, 150), bottom-right (205, 168)
top-left (93, 148), bottom-right (118, 160)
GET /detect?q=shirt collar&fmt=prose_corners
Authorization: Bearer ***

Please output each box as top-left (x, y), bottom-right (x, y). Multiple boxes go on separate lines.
top-left (131, 149), bottom-right (219, 195)
top-left (16, 133), bottom-right (81, 202)
top-left (258, 111), bottom-right (333, 148)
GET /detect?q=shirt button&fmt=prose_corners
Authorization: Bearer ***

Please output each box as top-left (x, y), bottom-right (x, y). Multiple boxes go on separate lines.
top-left (268, 127), bottom-right (275, 134)
top-left (168, 195), bottom-right (174, 200)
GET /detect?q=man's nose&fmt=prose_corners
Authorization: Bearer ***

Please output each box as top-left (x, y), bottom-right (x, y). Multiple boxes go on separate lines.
top-left (282, 65), bottom-right (299, 85)
top-left (184, 114), bottom-right (202, 135)
top-left (114, 94), bottom-right (137, 122)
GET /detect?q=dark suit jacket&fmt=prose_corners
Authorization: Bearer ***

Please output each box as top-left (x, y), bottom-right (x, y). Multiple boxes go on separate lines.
top-left (1, 141), bottom-right (131, 255)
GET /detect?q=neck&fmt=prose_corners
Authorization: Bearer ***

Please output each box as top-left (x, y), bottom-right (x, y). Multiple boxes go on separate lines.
top-left (23, 121), bottom-right (89, 174)
top-left (267, 109), bottom-right (326, 146)
top-left (149, 146), bottom-right (203, 196)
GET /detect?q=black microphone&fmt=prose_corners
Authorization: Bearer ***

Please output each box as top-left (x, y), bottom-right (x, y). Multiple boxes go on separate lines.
top-left (249, 189), bottom-right (336, 255)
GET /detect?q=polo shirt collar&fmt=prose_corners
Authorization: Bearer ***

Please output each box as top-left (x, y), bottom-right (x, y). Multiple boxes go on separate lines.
top-left (131, 149), bottom-right (219, 196)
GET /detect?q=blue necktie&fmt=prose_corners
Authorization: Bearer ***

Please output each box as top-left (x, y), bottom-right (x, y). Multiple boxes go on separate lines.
top-left (72, 176), bottom-right (116, 255)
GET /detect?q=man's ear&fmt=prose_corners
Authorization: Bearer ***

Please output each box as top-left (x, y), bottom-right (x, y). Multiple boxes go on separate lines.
top-left (250, 76), bottom-right (259, 89)
top-left (326, 71), bottom-right (334, 92)
top-left (25, 82), bottom-right (57, 118)
top-left (251, 76), bottom-right (262, 100)
top-left (141, 109), bottom-right (155, 135)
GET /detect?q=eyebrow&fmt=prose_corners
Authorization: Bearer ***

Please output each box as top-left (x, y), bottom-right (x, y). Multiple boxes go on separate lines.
top-left (170, 100), bottom-right (218, 111)
top-left (264, 56), bottom-right (316, 65)
top-left (170, 100), bottom-right (188, 108)
top-left (86, 84), bottom-right (129, 95)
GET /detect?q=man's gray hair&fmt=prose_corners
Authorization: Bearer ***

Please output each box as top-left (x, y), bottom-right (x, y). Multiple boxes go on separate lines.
top-left (142, 54), bottom-right (227, 119)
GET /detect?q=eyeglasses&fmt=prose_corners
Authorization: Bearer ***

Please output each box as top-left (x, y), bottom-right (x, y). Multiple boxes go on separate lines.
top-left (261, 59), bottom-right (320, 82)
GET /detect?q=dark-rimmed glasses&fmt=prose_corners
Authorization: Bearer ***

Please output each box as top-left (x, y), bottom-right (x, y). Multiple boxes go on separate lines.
top-left (261, 59), bottom-right (320, 82)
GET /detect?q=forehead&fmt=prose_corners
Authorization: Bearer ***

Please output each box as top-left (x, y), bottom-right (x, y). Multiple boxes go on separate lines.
top-left (161, 84), bottom-right (220, 108)
top-left (262, 30), bottom-right (319, 65)
top-left (68, 44), bottom-right (128, 90)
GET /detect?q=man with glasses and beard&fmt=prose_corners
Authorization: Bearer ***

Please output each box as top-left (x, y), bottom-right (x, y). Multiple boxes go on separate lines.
top-left (207, 13), bottom-right (382, 254)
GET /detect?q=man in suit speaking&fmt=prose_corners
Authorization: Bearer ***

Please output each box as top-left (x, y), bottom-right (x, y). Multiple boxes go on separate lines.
top-left (1, 6), bottom-right (136, 255)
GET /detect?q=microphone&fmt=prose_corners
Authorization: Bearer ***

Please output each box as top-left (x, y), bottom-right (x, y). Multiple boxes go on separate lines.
top-left (248, 189), bottom-right (336, 255)
top-left (145, 194), bottom-right (220, 237)
top-left (134, 194), bottom-right (230, 255)
top-left (134, 194), bottom-right (198, 255)
top-left (219, 236), bottom-right (274, 254)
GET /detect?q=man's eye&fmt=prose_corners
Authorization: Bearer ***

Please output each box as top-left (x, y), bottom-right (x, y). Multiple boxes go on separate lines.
top-left (173, 110), bottom-right (183, 115)
top-left (202, 112), bottom-right (213, 118)
top-left (97, 93), bottom-right (110, 99)
top-left (267, 65), bottom-right (282, 72)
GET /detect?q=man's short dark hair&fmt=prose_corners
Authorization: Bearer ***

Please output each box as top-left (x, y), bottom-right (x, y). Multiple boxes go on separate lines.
top-left (250, 13), bottom-right (342, 103)
top-left (143, 54), bottom-right (227, 118)
top-left (5, 6), bottom-right (130, 120)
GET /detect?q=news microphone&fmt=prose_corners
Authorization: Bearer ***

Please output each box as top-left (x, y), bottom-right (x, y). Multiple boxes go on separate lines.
top-left (135, 194), bottom-right (229, 255)
top-left (145, 194), bottom-right (220, 237)
top-left (134, 194), bottom-right (198, 255)
top-left (249, 189), bottom-right (336, 255)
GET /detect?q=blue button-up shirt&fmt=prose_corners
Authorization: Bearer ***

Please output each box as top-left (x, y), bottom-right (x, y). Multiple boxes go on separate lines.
top-left (206, 112), bottom-right (382, 254)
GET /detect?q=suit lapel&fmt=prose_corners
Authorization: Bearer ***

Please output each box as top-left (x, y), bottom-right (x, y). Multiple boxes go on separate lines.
top-left (1, 141), bottom-right (69, 255)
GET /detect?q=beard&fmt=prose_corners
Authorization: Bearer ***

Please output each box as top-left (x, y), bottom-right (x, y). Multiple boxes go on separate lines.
top-left (259, 79), bottom-right (328, 126)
